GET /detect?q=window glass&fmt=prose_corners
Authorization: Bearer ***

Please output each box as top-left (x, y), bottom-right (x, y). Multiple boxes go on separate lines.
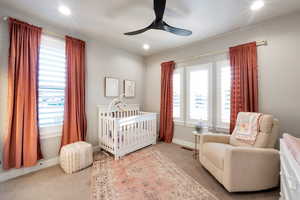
top-left (173, 72), bottom-right (181, 119)
top-left (220, 66), bottom-right (231, 123)
top-left (38, 35), bottom-right (66, 128)
top-left (188, 68), bottom-right (209, 121)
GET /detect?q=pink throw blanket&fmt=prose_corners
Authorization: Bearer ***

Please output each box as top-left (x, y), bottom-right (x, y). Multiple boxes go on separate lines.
top-left (234, 112), bottom-right (263, 144)
top-left (283, 133), bottom-right (300, 165)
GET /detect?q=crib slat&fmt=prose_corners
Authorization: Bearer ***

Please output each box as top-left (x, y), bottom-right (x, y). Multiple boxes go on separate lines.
top-left (98, 104), bottom-right (156, 159)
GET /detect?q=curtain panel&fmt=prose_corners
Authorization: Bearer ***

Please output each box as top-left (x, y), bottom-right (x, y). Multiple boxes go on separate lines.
top-left (61, 36), bottom-right (87, 147)
top-left (229, 42), bottom-right (259, 133)
top-left (159, 61), bottom-right (175, 143)
top-left (3, 18), bottom-right (43, 169)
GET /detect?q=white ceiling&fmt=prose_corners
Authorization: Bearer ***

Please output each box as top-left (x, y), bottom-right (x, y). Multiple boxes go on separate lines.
top-left (1, 0), bottom-right (300, 56)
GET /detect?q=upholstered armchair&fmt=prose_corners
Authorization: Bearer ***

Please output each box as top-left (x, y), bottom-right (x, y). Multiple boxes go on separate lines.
top-left (199, 113), bottom-right (280, 192)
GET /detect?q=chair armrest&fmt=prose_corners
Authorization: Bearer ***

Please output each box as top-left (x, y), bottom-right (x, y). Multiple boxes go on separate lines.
top-left (199, 134), bottom-right (230, 161)
top-left (224, 147), bottom-right (280, 192)
top-left (200, 133), bottom-right (230, 145)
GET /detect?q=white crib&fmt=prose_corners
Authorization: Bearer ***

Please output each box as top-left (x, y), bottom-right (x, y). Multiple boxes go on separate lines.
top-left (98, 104), bottom-right (157, 159)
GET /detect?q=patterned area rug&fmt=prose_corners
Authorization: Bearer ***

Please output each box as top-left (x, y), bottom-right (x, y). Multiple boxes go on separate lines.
top-left (91, 148), bottom-right (218, 200)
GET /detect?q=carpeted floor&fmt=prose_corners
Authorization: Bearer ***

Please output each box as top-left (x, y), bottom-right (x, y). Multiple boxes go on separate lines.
top-left (0, 143), bottom-right (279, 200)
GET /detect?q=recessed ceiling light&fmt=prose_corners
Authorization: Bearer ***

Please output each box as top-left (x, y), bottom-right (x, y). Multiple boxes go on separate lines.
top-left (143, 44), bottom-right (150, 50)
top-left (251, 0), bottom-right (265, 11)
top-left (58, 5), bottom-right (71, 16)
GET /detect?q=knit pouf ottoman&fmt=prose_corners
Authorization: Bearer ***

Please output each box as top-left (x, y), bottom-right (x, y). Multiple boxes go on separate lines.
top-left (60, 141), bottom-right (93, 174)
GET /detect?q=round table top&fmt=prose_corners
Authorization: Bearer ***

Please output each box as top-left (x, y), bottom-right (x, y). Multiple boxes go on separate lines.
top-left (193, 131), bottom-right (213, 136)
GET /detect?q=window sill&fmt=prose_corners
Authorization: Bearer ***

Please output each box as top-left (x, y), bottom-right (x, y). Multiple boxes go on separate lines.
top-left (174, 120), bottom-right (185, 126)
top-left (215, 127), bottom-right (230, 134)
top-left (185, 121), bottom-right (211, 128)
top-left (40, 133), bottom-right (62, 139)
top-left (40, 125), bottom-right (63, 139)
top-left (172, 120), bottom-right (230, 133)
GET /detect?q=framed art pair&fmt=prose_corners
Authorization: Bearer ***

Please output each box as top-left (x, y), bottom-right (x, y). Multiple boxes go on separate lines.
top-left (105, 77), bottom-right (135, 98)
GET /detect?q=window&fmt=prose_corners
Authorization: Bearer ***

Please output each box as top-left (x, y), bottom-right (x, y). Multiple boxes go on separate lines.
top-left (38, 35), bottom-right (66, 128)
top-left (172, 55), bottom-right (231, 131)
top-left (186, 64), bottom-right (211, 123)
top-left (173, 72), bottom-right (181, 119)
top-left (216, 60), bottom-right (231, 128)
top-left (173, 68), bottom-right (184, 122)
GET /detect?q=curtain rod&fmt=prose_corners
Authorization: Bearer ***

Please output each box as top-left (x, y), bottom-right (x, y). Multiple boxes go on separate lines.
top-left (2, 16), bottom-right (65, 40)
top-left (175, 40), bottom-right (267, 64)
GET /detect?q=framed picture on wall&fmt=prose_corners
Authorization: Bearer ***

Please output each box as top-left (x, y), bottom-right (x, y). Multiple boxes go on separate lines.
top-left (124, 80), bottom-right (135, 98)
top-left (105, 77), bottom-right (119, 97)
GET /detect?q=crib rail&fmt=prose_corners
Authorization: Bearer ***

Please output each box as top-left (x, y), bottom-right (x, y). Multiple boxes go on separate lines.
top-left (117, 112), bottom-right (156, 126)
top-left (98, 104), bottom-right (140, 119)
top-left (98, 104), bottom-right (157, 159)
top-left (116, 113), bottom-right (157, 154)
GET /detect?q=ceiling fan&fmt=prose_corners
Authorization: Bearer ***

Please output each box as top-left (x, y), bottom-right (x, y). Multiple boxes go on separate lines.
top-left (124, 0), bottom-right (192, 36)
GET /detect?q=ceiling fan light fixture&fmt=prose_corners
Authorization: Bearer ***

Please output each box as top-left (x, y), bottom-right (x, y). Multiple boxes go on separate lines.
top-left (58, 5), bottom-right (71, 16)
top-left (251, 0), bottom-right (265, 11)
top-left (143, 44), bottom-right (150, 50)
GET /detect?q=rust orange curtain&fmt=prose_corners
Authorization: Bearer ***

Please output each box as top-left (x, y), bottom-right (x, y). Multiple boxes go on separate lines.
top-left (3, 18), bottom-right (43, 169)
top-left (159, 61), bottom-right (175, 143)
top-left (229, 42), bottom-right (259, 133)
top-left (61, 36), bottom-right (87, 147)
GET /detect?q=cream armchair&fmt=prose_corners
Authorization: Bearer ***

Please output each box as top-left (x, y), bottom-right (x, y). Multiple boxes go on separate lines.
top-left (199, 113), bottom-right (280, 192)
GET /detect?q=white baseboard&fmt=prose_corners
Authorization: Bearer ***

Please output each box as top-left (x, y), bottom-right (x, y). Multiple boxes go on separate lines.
top-left (172, 138), bottom-right (194, 149)
top-left (0, 157), bottom-right (59, 183)
top-left (0, 145), bottom-right (101, 183)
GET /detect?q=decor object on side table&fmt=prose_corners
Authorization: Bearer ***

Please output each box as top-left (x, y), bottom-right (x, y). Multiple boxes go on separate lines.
top-left (60, 141), bottom-right (93, 174)
top-left (124, 80), bottom-right (135, 97)
top-left (105, 77), bottom-right (119, 97)
top-left (195, 121), bottom-right (204, 133)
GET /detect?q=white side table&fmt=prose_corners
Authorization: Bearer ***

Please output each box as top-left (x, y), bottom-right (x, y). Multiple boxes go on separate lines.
top-left (193, 131), bottom-right (213, 159)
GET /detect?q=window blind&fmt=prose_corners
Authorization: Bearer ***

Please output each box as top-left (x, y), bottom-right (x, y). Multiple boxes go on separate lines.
top-left (186, 64), bottom-right (211, 123)
top-left (216, 60), bottom-right (231, 128)
top-left (173, 72), bottom-right (181, 119)
top-left (38, 35), bottom-right (66, 127)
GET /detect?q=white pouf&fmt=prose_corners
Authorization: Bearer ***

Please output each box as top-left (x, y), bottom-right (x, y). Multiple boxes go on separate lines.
top-left (59, 141), bottom-right (93, 174)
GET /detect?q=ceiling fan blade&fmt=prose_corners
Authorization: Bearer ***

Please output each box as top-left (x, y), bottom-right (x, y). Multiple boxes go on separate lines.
top-left (162, 22), bottom-right (192, 36)
top-left (154, 0), bottom-right (166, 21)
top-left (124, 27), bottom-right (151, 35)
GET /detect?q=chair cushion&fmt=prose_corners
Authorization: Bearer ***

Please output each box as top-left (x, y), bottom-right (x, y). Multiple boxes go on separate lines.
top-left (230, 114), bottom-right (274, 148)
top-left (259, 115), bottom-right (274, 133)
top-left (203, 143), bottom-right (232, 170)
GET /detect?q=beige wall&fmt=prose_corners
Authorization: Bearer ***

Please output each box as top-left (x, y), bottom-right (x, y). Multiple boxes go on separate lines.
top-left (144, 12), bottom-right (300, 143)
top-left (85, 40), bottom-right (146, 146)
top-left (0, 6), bottom-right (145, 170)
